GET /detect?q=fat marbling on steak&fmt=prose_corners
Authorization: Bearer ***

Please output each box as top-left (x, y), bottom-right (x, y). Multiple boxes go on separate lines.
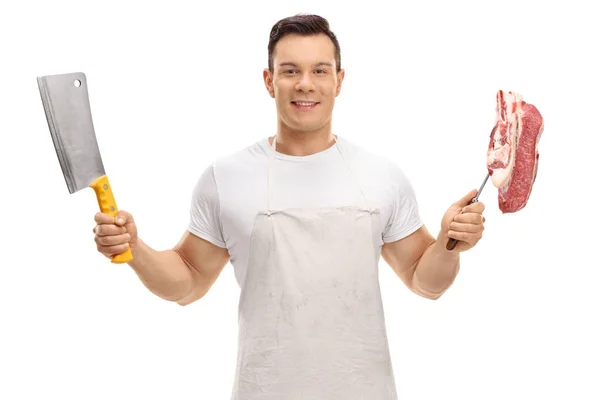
top-left (486, 90), bottom-right (544, 213)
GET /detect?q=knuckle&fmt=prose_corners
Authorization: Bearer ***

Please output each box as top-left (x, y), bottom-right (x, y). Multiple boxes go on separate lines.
top-left (111, 244), bottom-right (126, 254)
top-left (117, 210), bottom-right (132, 222)
top-left (102, 236), bottom-right (117, 246)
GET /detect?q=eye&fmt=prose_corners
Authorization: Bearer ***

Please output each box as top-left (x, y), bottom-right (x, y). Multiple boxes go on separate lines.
top-left (315, 69), bottom-right (326, 74)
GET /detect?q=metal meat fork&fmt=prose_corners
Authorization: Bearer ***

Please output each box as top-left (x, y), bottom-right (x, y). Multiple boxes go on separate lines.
top-left (446, 173), bottom-right (489, 251)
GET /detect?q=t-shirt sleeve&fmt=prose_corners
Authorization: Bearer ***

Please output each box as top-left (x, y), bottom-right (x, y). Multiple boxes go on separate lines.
top-left (383, 163), bottom-right (424, 243)
top-left (187, 163), bottom-right (227, 248)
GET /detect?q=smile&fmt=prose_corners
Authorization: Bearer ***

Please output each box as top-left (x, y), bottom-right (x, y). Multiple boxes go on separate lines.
top-left (291, 101), bottom-right (319, 110)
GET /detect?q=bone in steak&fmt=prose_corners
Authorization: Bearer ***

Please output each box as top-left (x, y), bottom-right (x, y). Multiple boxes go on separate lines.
top-left (486, 90), bottom-right (544, 213)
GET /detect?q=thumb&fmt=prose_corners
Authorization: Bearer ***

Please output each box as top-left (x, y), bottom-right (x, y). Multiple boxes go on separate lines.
top-left (454, 189), bottom-right (478, 207)
top-left (114, 210), bottom-right (133, 226)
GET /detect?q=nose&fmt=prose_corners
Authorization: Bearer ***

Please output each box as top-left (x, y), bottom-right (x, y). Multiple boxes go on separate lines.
top-left (295, 72), bottom-right (315, 93)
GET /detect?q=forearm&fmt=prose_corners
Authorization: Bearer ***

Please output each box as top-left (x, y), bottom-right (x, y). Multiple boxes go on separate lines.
top-left (412, 233), bottom-right (460, 299)
top-left (127, 238), bottom-right (194, 302)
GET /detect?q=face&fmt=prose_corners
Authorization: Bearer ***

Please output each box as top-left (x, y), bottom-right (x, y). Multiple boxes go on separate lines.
top-left (263, 33), bottom-right (345, 135)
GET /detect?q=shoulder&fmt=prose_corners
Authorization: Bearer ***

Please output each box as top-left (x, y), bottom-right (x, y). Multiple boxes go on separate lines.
top-left (190, 138), bottom-right (270, 193)
top-left (337, 136), bottom-right (409, 182)
top-left (194, 138), bottom-right (272, 205)
top-left (213, 138), bottom-right (271, 172)
top-left (191, 138), bottom-right (271, 188)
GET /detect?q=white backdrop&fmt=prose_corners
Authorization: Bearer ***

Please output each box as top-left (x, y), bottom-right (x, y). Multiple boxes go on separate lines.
top-left (1, 0), bottom-right (598, 399)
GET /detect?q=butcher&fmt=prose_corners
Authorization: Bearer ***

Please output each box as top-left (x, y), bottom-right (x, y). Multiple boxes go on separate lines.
top-left (92, 13), bottom-right (487, 399)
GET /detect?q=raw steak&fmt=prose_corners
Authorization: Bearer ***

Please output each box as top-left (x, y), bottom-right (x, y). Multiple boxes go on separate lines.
top-left (486, 90), bottom-right (544, 213)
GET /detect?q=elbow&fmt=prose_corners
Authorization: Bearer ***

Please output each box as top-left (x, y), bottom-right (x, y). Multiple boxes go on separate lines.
top-left (175, 281), bottom-right (211, 306)
top-left (414, 286), bottom-right (445, 300)
top-left (175, 290), bottom-right (205, 307)
top-left (410, 275), bottom-right (449, 301)
top-left (410, 263), bottom-right (460, 301)
top-left (153, 277), bottom-right (194, 303)
top-left (176, 299), bottom-right (192, 307)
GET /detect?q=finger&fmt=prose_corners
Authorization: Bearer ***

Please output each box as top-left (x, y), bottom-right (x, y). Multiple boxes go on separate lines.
top-left (454, 212), bottom-right (484, 224)
top-left (450, 221), bottom-right (484, 234)
top-left (94, 224), bottom-right (127, 236)
top-left (95, 233), bottom-right (131, 247)
top-left (98, 243), bottom-right (130, 257)
top-left (94, 212), bottom-right (116, 224)
top-left (447, 230), bottom-right (480, 244)
top-left (94, 211), bottom-right (132, 226)
top-left (114, 211), bottom-right (133, 227)
top-left (462, 201), bottom-right (485, 214)
top-left (454, 189), bottom-right (478, 207)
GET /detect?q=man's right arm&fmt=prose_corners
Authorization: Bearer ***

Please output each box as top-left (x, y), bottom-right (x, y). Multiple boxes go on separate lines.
top-left (126, 231), bottom-right (230, 305)
top-left (96, 163), bottom-right (229, 305)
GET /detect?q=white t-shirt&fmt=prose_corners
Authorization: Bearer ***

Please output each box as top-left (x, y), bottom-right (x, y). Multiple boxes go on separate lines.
top-left (188, 136), bottom-right (423, 287)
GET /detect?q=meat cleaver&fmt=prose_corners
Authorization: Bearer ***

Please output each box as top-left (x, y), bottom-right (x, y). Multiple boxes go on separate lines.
top-left (37, 72), bottom-right (133, 264)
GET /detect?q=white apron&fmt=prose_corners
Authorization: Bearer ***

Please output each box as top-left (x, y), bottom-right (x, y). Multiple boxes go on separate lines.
top-left (231, 136), bottom-right (398, 399)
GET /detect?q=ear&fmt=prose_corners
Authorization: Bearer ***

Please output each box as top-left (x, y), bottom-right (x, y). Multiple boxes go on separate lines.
top-left (335, 69), bottom-right (345, 97)
top-left (263, 68), bottom-right (275, 98)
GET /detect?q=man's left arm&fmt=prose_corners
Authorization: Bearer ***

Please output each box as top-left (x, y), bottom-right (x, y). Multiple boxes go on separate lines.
top-left (382, 189), bottom-right (486, 300)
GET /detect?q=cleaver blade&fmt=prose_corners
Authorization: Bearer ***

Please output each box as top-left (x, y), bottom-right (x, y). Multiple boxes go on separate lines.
top-left (37, 72), bottom-right (133, 264)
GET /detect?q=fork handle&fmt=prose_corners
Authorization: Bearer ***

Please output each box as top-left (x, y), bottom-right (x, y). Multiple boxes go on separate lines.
top-left (446, 237), bottom-right (460, 250)
top-left (445, 173), bottom-right (490, 251)
top-left (445, 196), bottom-right (478, 251)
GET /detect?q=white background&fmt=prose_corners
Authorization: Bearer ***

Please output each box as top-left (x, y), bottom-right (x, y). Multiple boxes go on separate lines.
top-left (1, 0), bottom-right (598, 399)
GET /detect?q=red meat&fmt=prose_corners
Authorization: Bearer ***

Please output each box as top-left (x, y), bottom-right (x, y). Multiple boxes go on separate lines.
top-left (486, 90), bottom-right (544, 213)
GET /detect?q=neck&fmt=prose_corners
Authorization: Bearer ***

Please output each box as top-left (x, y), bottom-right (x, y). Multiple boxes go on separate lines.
top-left (272, 122), bottom-right (336, 156)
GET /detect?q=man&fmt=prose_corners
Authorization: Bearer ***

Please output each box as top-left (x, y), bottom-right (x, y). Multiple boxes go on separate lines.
top-left (93, 14), bottom-right (485, 399)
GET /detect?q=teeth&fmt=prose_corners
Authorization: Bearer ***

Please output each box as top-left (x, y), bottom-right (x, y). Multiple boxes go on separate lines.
top-left (295, 101), bottom-right (317, 106)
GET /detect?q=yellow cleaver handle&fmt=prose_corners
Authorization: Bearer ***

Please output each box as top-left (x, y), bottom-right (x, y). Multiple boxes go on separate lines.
top-left (90, 175), bottom-right (134, 264)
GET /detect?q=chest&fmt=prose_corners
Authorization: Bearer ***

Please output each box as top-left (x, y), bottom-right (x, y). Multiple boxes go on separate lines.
top-left (220, 165), bottom-right (393, 246)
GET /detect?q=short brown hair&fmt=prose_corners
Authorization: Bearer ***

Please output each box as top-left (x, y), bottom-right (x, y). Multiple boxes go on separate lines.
top-left (268, 14), bottom-right (341, 73)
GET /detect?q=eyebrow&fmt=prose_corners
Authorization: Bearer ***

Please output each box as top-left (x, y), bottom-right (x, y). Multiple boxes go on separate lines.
top-left (278, 62), bottom-right (333, 68)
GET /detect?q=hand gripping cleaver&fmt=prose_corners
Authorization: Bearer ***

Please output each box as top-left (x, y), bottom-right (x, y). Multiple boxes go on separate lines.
top-left (37, 72), bottom-right (133, 264)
